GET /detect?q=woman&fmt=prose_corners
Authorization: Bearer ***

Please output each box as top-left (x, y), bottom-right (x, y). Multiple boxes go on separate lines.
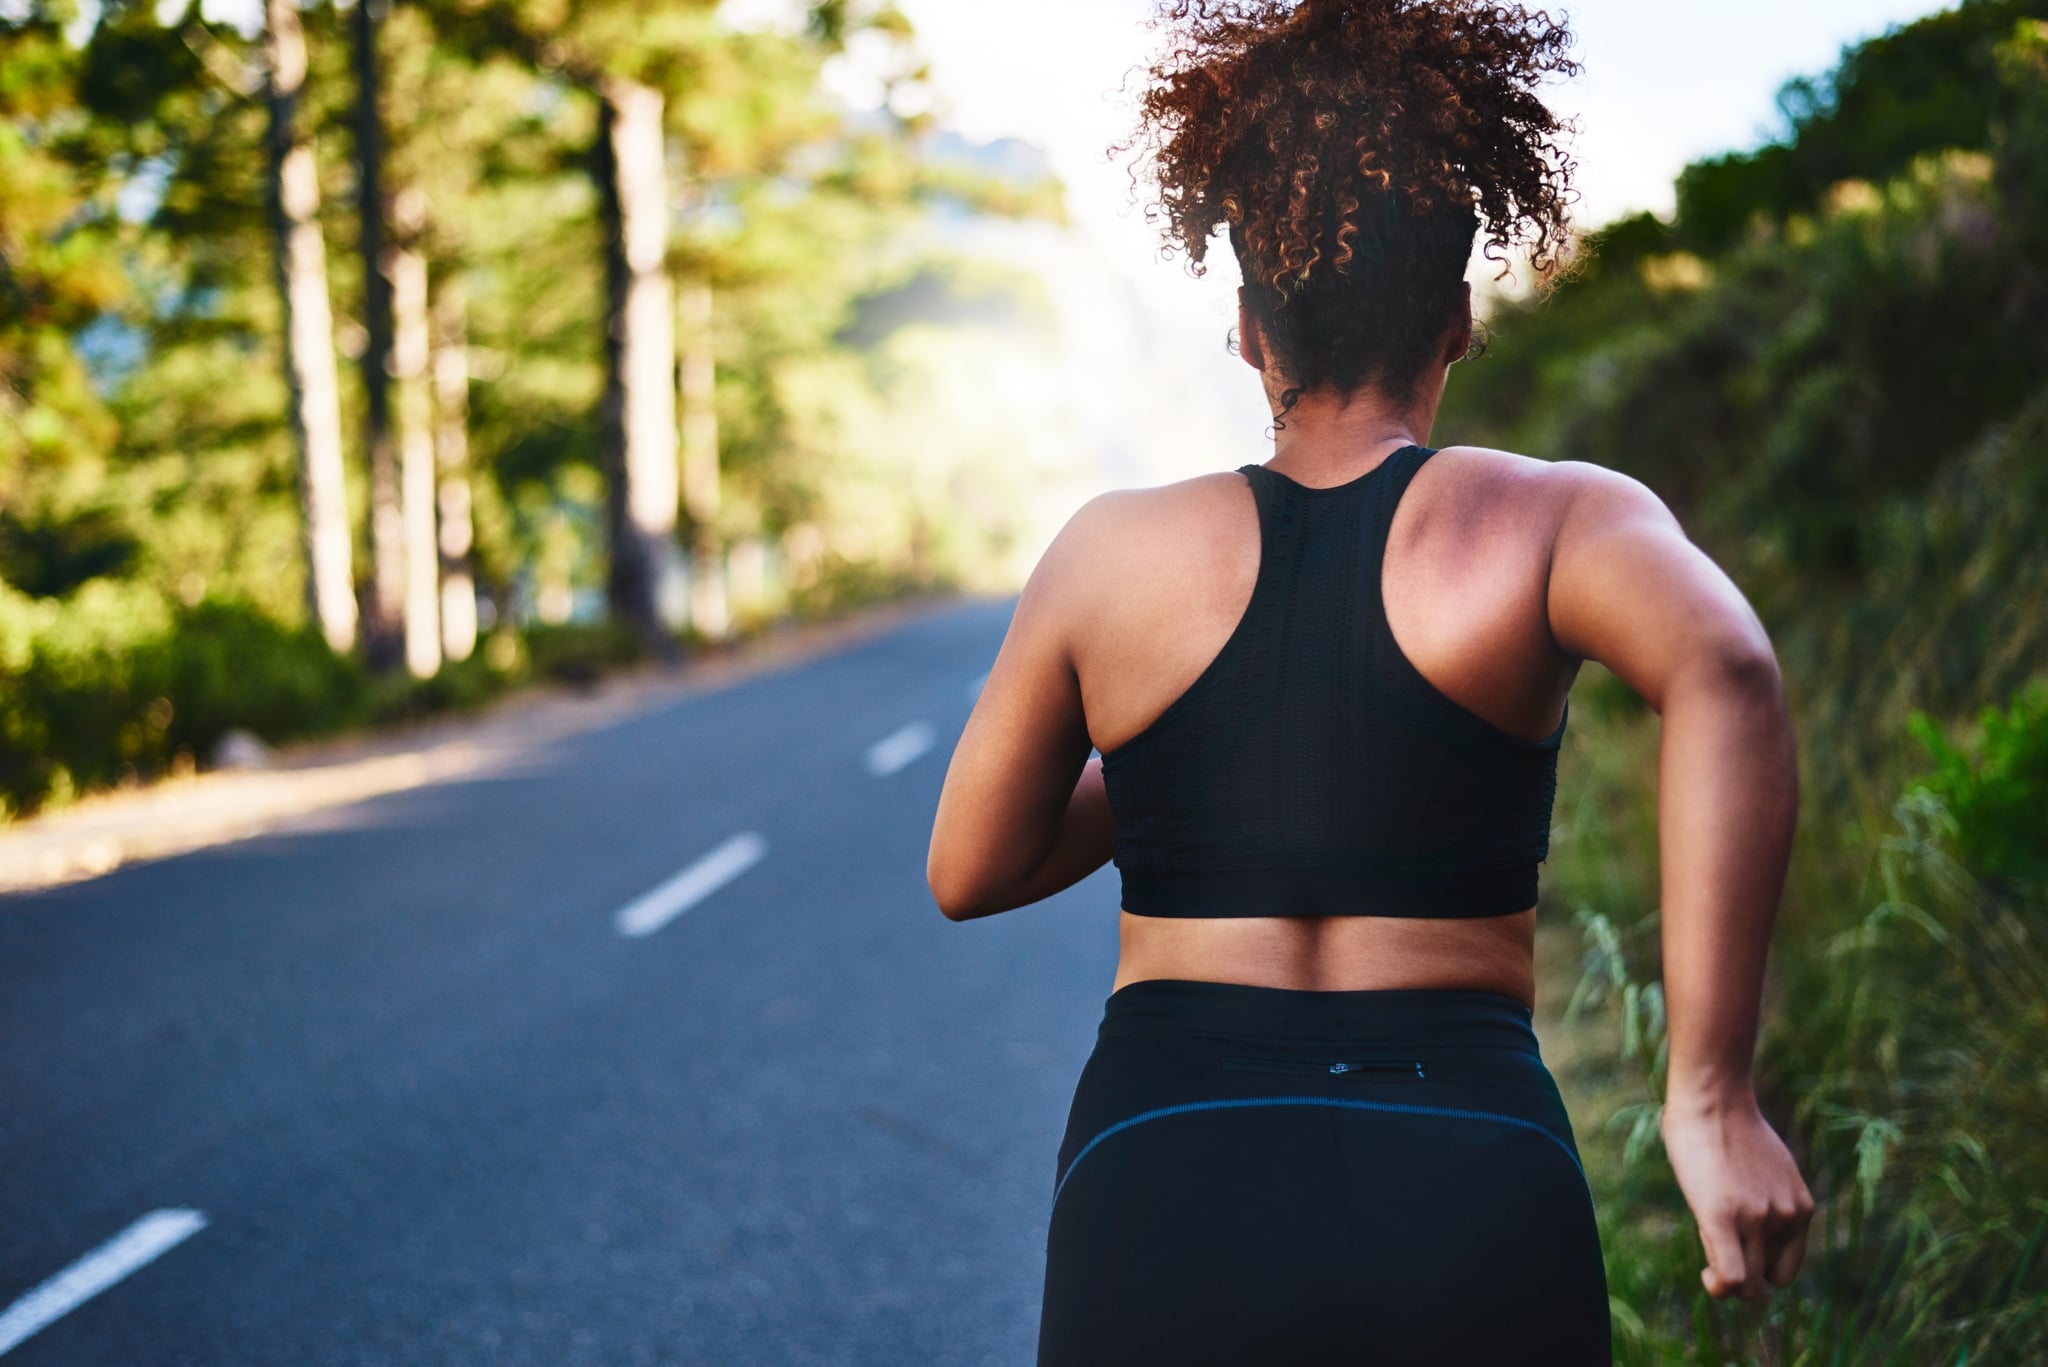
top-left (928, 1), bottom-right (1815, 1361)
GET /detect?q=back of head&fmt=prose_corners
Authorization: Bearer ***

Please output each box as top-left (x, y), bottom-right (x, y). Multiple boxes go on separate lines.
top-left (1129, 0), bottom-right (1580, 410)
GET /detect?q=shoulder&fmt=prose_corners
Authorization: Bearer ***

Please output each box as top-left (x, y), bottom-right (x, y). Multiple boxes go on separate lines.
top-left (1428, 445), bottom-right (1678, 535)
top-left (1033, 470), bottom-right (1252, 584)
top-left (1018, 470), bottom-right (1253, 653)
top-left (1062, 469), bottom-right (1251, 533)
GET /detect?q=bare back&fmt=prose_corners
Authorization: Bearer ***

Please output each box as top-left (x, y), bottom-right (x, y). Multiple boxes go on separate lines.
top-left (1068, 444), bottom-right (1582, 1004)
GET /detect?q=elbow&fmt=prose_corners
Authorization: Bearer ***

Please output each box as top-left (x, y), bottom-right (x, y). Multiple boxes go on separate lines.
top-left (1713, 636), bottom-right (1786, 708)
top-left (1674, 626), bottom-right (1786, 713)
top-left (1670, 632), bottom-right (1798, 773)
top-left (928, 813), bottom-right (999, 921)
top-left (926, 851), bottom-right (990, 922)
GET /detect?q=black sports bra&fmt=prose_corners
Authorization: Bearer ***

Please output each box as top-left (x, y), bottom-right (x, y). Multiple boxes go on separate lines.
top-left (1099, 445), bottom-right (1566, 919)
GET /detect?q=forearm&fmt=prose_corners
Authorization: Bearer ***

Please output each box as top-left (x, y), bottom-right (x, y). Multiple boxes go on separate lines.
top-left (1656, 658), bottom-right (1798, 1108)
top-left (942, 758), bottom-right (1116, 920)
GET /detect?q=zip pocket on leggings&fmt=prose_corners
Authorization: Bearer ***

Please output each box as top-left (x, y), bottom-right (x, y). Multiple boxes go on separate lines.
top-left (1217, 1053), bottom-right (1426, 1082)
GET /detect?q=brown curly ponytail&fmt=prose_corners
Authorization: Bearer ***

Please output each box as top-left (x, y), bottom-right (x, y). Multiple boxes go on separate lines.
top-left (1126, 0), bottom-right (1580, 411)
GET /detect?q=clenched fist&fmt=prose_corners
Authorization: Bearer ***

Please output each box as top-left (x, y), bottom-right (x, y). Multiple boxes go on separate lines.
top-left (1661, 1086), bottom-right (1816, 1300)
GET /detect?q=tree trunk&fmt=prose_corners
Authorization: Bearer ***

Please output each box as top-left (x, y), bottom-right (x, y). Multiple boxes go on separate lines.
top-left (388, 186), bottom-right (441, 679)
top-left (677, 273), bottom-right (728, 639)
top-left (351, 0), bottom-right (404, 672)
top-left (432, 275), bottom-right (478, 664)
top-left (593, 75), bottom-right (679, 653)
top-left (263, 0), bottom-right (356, 654)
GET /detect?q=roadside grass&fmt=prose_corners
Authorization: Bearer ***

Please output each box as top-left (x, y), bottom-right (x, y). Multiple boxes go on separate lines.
top-left (1539, 682), bottom-right (2048, 1364)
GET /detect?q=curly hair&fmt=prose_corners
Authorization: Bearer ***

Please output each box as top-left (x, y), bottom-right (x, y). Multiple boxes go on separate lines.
top-left (1126, 0), bottom-right (1580, 414)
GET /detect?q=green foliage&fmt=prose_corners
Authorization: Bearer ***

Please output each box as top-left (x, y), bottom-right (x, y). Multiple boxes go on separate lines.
top-left (151, 599), bottom-right (373, 755)
top-left (1672, 0), bottom-right (2048, 252)
top-left (1445, 13), bottom-right (2048, 793)
top-left (1, 0), bottom-right (1061, 818)
top-left (521, 619), bottom-right (647, 686)
top-left (1779, 389), bottom-right (2048, 789)
top-left (0, 8), bottom-right (128, 569)
top-left (786, 549), bottom-right (954, 622)
top-left (1910, 687), bottom-right (2048, 884)
top-left (422, 0), bottom-right (1057, 616)
top-left (0, 580), bottom-right (369, 818)
top-left (1474, 7), bottom-right (2048, 1360)
top-left (1553, 694), bottom-right (2048, 1364)
top-left (1768, 741), bottom-right (2048, 1363)
top-left (1460, 147), bottom-right (2047, 599)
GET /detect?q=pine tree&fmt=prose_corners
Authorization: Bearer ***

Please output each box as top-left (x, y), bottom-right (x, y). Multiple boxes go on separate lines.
top-left (264, 0), bottom-right (357, 652)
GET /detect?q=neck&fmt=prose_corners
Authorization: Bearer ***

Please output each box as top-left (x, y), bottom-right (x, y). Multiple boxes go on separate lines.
top-left (1262, 376), bottom-right (1445, 484)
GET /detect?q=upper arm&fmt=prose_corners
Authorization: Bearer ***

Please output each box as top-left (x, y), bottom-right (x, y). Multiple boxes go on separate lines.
top-left (927, 495), bottom-right (1112, 912)
top-left (1545, 465), bottom-right (1781, 711)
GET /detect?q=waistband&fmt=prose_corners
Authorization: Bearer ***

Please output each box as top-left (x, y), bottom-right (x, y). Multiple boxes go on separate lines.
top-left (1097, 977), bottom-right (1540, 1053)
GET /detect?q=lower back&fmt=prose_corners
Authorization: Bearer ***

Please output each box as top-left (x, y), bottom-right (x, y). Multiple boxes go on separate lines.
top-left (1112, 909), bottom-right (1538, 1005)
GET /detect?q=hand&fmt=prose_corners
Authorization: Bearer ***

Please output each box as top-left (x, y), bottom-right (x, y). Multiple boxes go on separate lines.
top-left (1660, 1087), bottom-right (1816, 1300)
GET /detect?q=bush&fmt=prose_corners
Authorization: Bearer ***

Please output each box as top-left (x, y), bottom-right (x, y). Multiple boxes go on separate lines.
top-left (0, 581), bottom-right (369, 820)
top-left (1909, 685), bottom-right (2048, 884)
top-left (787, 551), bottom-right (951, 622)
top-left (142, 600), bottom-right (371, 760)
top-left (1560, 691), bottom-right (2048, 1364)
top-left (0, 554), bottom-right (952, 821)
top-left (521, 619), bottom-right (648, 686)
top-left (1767, 694), bottom-right (2048, 1363)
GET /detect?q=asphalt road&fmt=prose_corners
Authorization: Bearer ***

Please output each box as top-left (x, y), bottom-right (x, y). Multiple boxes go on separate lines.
top-left (0, 598), bottom-right (1119, 1366)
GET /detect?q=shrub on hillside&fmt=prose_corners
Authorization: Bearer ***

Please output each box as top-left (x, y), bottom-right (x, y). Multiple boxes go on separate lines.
top-left (1561, 692), bottom-right (2048, 1364)
top-left (1910, 685), bottom-right (2048, 885)
top-left (0, 582), bottom-right (368, 820)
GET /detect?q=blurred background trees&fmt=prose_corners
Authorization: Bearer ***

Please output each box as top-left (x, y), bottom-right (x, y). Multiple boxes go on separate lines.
top-left (0, 0), bottom-right (1058, 816)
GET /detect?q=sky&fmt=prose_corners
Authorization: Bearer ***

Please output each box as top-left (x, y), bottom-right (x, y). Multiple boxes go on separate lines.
top-left (740, 0), bottom-right (1971, 543)
top-left (854, 0), bottom-right (1960, 332)
top-left (883, 0), bottom-right (1957, 235)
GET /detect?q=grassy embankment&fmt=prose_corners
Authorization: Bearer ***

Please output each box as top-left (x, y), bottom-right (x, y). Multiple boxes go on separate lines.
top-left (1485, 9), bottom-right (2048, 1361)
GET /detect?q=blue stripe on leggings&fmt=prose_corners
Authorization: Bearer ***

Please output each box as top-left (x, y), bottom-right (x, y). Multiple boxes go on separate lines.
top-left (1051, 1095), bottom-right (1584, 1211)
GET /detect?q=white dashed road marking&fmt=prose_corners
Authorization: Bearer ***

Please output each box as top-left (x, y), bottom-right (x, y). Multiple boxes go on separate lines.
top-left (865, 721), bottom-right (936, 777)
top-left (614, 833), bottom-right (769, 938)
top-left (0, 1209), bottom-right (208, 1358)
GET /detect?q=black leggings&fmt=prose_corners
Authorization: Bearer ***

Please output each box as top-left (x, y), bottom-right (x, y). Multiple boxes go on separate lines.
top-left (1038, 979), bottom-right (1611, 1365)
